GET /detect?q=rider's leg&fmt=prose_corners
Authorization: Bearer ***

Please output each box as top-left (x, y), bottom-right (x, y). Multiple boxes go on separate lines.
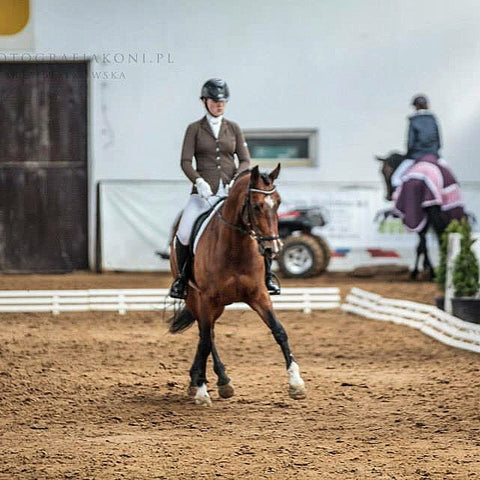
top-left (264, 249), bottom-right (281, 295)
top-left (169, 195), bottom-right (210, 299)
top-left (169, 238), bottom-right (191, 299)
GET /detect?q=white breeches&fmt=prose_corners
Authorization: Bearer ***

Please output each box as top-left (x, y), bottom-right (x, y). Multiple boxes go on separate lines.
top-left (176, 186), bottom-right (228, 245)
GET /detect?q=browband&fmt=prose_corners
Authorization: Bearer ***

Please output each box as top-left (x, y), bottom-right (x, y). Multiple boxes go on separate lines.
top-left (249, 187), bottom-right (277, 195)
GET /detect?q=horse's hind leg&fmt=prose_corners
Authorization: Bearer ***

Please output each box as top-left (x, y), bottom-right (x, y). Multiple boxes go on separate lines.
top-left (212, 335), bottom-right (234, 399)
top-left (248, 295), bottom-right (306, 400)
top-left (197, 308), bottom-right (234, 399)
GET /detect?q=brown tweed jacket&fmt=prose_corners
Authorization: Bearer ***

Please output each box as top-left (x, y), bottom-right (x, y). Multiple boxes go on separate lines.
top-left (180, 116), bottom-right (251, 194)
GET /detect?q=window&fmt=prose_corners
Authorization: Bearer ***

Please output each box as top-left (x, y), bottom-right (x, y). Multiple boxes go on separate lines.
top-left (243, 129), bottom-right (317, 167)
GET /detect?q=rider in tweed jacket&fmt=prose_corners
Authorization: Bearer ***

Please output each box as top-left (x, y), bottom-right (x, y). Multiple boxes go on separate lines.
top-left (181, 116), bottom-right (250, 195)
top-left (169, 78), bottom-right (280, 299)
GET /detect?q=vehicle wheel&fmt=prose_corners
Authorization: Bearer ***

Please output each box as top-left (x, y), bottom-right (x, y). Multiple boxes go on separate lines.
top-left (277, 234), bottom-right (327, 278)
top-left (312, 235), bottom-right (331, 272)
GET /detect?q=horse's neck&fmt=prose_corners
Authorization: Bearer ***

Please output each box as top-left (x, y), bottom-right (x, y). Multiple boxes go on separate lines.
top-left (217, 188), bottom-right (256, 254)
top-left (222, 182), bottom-right (247, 224)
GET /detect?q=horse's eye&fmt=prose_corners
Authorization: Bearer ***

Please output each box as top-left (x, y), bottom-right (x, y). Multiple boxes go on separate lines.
top-left (253, 203), bottom-right (262, 212)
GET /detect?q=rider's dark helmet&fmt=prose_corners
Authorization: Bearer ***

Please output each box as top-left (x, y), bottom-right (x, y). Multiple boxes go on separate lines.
top-left (411, 94), bottom-right (429, 109)
top-left (201, 78), bottom-right (230, 102)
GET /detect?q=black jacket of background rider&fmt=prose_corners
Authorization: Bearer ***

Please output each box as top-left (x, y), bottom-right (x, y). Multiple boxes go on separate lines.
top-left (406, 110), bottom-right (441, 160)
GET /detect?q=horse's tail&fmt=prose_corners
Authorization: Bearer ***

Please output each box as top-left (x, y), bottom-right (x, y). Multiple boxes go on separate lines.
top-left (167, 306), bottom-right (196, 334)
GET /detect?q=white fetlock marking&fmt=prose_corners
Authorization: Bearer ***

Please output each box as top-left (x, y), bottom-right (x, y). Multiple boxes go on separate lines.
top-left (287, 361), bottom-right (305, 387)
top-left (194, 383), bottom-right (211, 405)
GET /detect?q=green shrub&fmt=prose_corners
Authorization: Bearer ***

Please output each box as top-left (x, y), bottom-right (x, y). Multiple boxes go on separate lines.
top-left (452, 218), bottom-right (479, 298)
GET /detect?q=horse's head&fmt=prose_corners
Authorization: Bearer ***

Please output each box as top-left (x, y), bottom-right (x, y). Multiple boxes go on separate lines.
top-left (233, 164), bottom-right (282, 255)
top-left (225, 164), bottom-right (282, 254)
top-left (375, 152), bottom-right (406, 201)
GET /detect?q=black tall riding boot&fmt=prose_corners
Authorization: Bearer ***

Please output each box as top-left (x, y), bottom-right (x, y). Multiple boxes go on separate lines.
top-left (264, 251), bottom-right (281, 295)
top-left (169, 240), bottom-right (191, 299)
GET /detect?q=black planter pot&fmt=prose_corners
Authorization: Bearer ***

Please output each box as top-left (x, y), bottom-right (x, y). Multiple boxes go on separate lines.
top-left (435, 296), bottom-right (444, 311)
top-left (451, 297), bottom-right (480, 324)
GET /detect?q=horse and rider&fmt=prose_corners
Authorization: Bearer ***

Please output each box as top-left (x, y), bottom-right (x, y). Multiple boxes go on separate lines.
top-left (377, 95), bottom-right (466, 278)
top-left (167, 79), bottom-right (305, 405)
top-left (169, 78), bottom-right (280, 299)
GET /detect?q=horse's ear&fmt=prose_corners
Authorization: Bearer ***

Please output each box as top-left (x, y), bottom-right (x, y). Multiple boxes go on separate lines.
top-left (375, 155), bottom-right (385, 162)
top-left (250, 165), bottom-right (260, 185)
top-left (269, 163), bottom-right (281, 182)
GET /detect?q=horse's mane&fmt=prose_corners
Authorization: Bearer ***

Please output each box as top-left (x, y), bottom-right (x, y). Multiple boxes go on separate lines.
top-left (234, 169), bottom-right (251, 182)
top-left (233, 169), bottom-right (272, 185)
top-left (227, 168), bottom-right (273, 207)
top-left (383, 151), bottom-right (406, 171)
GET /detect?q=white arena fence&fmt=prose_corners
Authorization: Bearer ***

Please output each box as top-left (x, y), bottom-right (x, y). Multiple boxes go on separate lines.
top-left (342, 288), bottom-right (480, 354)
top-left (0, 287), bottom-right (340, 315)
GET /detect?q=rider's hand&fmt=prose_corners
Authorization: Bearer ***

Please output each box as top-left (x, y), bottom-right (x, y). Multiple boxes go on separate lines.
top-left (195, 178), bottom-right (213, 199)
top-left (225, 179), bottom-right (235, 194)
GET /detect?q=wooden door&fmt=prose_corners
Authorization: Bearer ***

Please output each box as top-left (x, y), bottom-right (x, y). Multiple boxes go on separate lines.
top-left (0, 62), bottom-right (88, 272)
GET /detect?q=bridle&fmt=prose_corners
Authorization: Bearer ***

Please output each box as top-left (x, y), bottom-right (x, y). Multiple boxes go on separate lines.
top-left (217, 184), bottom-right (281, 252)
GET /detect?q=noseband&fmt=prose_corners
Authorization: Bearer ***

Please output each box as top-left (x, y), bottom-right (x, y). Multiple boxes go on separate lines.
top-left (217, 185), bottom-right (281, 251)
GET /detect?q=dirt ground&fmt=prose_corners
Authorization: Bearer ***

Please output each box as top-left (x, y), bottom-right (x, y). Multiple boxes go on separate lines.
top-left (0, 272), bottom-right (479, 479)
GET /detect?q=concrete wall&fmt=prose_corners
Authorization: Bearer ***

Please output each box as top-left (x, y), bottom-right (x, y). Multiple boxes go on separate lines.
top-left (7, 0), bottom-right (480, 266)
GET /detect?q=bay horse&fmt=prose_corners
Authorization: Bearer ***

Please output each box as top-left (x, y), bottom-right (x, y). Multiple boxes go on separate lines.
top-left (168, 164), bottom-right (306, 406)
top-left (376, 152), bottom-right (465, 279)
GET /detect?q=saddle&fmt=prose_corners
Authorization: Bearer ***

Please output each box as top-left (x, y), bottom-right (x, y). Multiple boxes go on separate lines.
top-left (189, 197), bottom-right (226, 255)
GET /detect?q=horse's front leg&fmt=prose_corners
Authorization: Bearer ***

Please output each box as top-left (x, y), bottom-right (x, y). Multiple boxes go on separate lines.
top-left (422, 244), bottom-right (434, 280)
top-left (188, 302), bottom-right (226, 405)
top-left (189, 320), bottom-right (213, 406)
top-left (248, 295), bottom-right (306, 400)
top-left (411, 232), bottom-right (426, 280)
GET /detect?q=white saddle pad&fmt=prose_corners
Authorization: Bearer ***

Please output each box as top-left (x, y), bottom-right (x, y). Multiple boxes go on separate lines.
top-left (193, 199), bottom-right (225, 254)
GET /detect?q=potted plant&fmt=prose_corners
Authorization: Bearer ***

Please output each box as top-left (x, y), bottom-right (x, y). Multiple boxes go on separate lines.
top-left (451, 219), bottom-right (480, 323)
top-left (435, 219), bottom-right (463, 310)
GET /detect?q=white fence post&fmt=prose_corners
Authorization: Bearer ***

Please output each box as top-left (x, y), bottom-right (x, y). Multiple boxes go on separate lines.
top-left (473, 233), bottom-right (480, 286)
top-left (445, 233), bottom-right (462, 315)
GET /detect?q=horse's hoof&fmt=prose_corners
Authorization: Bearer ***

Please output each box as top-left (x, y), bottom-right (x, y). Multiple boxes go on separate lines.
top-left (218, 382), bottom-right (234, 399)
top-left (194, 384), bottom-right (212, 406)
top-left (289, 384), bottom-right (307, 400)
top-left (187, 385), bottom-right (196, 397)
top-left (194, 394), bottom-right (212, 406)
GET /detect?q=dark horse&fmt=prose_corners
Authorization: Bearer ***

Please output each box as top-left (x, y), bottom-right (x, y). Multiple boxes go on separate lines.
top-left (169, 164), bottom-right (306, 405)
top-left (376, 152), bottom-right (465, 279)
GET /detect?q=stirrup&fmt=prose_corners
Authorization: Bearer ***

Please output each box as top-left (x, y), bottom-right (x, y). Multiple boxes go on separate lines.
top-left (169, 277), bottom-right (187, 299)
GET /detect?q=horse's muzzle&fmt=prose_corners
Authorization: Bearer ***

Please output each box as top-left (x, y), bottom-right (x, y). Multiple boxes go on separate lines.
top-left (267, 238), bottom-right (283, 256)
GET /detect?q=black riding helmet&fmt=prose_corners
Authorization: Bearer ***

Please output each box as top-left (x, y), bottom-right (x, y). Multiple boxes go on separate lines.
top-left (411, 94), bottom-right (429, 109)
top-left (201, 78), bottom-right (230, 102)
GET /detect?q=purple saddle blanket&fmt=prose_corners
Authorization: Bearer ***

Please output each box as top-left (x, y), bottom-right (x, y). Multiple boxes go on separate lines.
top-left (393, 155), bottom-right (465, 232)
